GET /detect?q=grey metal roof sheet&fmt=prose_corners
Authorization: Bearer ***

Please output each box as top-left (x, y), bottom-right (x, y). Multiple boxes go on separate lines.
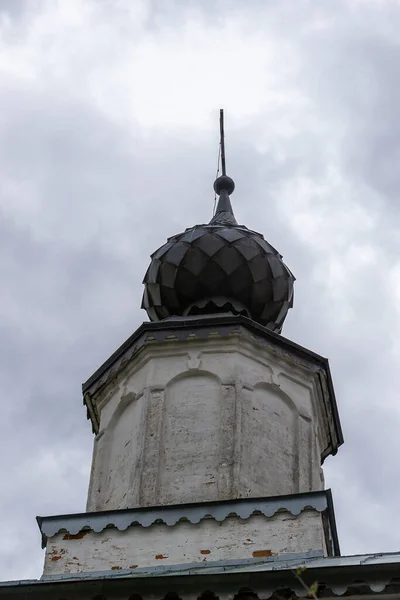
top-left (37, 490), bottom-right (338, 552)
top-left (2, 551), bottom-right (400, 598)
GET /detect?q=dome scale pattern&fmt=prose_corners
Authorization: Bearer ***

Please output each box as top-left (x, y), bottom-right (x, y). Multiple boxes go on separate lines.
top-left (142, 196), bottom-right (295, 332)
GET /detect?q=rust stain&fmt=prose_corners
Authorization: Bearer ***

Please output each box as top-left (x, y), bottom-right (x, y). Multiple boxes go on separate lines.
top-left (155, 554), bottom-right (168, 560)
top-left (111, 566), bottom-right (122, 570)
top-left (252, 549), bottom-right (277, 558)
top-left (204, 481), bottom-right (215, 485)
top-left (49, 548), bottom-right (66, 555)
top-left (51, 556), bottom-right (62, 561)
top-left (63, 531), bottom-right (89, 540)
top-left (200, 550), bottom-right (211, 555)
top-left (129, 565), bottom-right (138, 569)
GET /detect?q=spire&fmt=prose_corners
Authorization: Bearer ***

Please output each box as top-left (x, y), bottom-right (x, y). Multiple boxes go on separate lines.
top-left (210, 109), bottom-right (238, 226)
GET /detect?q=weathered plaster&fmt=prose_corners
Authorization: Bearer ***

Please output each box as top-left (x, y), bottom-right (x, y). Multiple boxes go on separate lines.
top-left (86, 333), bottom-right (329, 511)
top-left (43, 509), bottom-right (327, 576)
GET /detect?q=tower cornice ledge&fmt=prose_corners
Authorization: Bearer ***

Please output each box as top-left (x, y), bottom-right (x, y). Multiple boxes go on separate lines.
top-left (82, 314), bottom-right (343, 461)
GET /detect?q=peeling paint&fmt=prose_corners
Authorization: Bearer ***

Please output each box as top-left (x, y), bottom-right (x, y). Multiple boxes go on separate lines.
top-left (43, 511), bottom-right (326, 576)
top-left (252, 549), bottom-right (277, 558)
top-left (86, 335), bottom-right (331, 513)
top-left (63, 531), bottom-right (89, 541)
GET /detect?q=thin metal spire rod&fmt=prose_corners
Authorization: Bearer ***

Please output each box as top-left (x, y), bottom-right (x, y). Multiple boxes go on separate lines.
top-left (220, 108), bottom-right (226, 176)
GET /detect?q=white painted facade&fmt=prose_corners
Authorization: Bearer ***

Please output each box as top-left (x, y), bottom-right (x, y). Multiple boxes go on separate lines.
top-left (86, 329), bottom-right (331, 512)
top-left (43, 509), bottom-right (327, 576)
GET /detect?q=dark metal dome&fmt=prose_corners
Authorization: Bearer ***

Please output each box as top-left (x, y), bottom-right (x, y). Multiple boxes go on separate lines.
top-left (142, 110), bottom-right (294, 332)
top-left (142, 177), bottom-right (295, 333)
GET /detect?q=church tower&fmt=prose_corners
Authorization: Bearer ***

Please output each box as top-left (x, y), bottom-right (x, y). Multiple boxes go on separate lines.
top-left (6, 111), bottom-right (400, 600)
top-left (36, 112), bottom-right (344, 593)
top-left (83, 112), bottom-right (341, 516)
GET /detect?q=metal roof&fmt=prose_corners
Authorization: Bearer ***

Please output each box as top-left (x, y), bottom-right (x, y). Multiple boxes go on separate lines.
top-left (2, 551), bottom-right (400, 598)
top-left (141, 222), bottom-right (294, 329)
top-left (37, 490), bottom-right (339, 555)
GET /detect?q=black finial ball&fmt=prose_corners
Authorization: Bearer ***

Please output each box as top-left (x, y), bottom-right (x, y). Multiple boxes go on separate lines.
top-left (213, 175), bottom-right (235, 195)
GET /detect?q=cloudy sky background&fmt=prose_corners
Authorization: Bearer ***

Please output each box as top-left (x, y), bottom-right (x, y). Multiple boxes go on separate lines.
top-left (1, 0), bottom-right (400, 581)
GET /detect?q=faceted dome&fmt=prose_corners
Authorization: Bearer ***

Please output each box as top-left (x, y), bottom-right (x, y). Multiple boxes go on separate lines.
top-left (142, 177), bottom-right (295, 333)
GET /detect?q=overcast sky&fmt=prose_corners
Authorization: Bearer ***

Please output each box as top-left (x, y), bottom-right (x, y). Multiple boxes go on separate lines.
top-left (1, 0), bottom-right (400, 581)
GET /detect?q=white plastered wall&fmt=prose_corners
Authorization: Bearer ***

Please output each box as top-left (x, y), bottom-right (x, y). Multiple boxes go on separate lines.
top-left (86, 334), bottom-right (326, 512)
top-left (43, 509), bottom-right (327, 576)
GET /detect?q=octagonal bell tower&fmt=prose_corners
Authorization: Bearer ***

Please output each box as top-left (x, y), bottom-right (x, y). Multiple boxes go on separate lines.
top-left (38, 111), bottom-right (343, 581)
top-left (83, 111), bottom-right (341, 514)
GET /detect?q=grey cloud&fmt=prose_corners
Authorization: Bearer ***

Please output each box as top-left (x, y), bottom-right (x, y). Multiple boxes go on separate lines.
top-left (0, 0), bottom-right (33, 17)
top-left (2, 0), bottom-right (400, 581)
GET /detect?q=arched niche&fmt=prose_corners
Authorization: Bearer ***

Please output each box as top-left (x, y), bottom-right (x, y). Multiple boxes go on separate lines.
top-left (101, 391), bottom-right (141, 509)
top-left (240, 382), bottom-right (298, 497)
top-left (158, 371), bottom-right (222, 504)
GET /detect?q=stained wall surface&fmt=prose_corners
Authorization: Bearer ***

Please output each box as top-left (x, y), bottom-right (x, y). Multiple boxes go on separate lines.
top-left (43, 510), bottom-right (327, 576)
top-left (86, 336), bottom-right (326, 512)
